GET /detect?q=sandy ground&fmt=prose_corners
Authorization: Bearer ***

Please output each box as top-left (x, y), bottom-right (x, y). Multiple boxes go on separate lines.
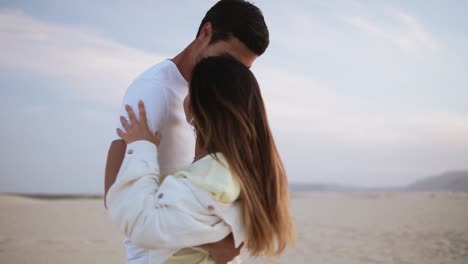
top-left (1, 192), bottom-right (467, 264)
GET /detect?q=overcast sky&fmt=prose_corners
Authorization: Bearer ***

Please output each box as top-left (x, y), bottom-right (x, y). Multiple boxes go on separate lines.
top-left (1, 0), bottom-right (467, 194)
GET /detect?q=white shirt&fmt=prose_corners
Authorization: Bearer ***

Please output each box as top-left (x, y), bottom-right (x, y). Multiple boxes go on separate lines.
top-left (114, 59), bottom-right (195, 175)
top-left (114, 59), bottom-right (196, 263)
top-left (106, 140), bottom-right (244, 264)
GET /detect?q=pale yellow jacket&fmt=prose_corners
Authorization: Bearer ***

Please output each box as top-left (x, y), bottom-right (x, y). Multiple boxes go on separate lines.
top-left (106, 140), bottom-right (244, 264)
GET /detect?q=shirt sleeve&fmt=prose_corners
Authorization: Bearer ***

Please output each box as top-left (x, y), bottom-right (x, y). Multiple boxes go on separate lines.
top-left (124, 236), bottom-right (149, 263)
top-left (105, 140), bottom-right (232, 250)
top-left (113, 78), bottom-right (168, 141)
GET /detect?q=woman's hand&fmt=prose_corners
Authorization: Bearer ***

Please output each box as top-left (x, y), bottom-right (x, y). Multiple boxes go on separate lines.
top-left (117, 100), bottom-right (161, 146)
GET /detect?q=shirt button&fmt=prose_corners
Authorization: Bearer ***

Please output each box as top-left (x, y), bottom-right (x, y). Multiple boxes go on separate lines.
top-left (158, 193), bottom-right (164, 199)
top-left (127, 149), bottom-right (134, 154)
top-left (207, 205), bottom-right (214, 211)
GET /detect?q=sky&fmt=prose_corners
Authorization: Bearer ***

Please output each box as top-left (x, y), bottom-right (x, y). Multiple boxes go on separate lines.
top-left (0, 0), bottom-right (467, 194)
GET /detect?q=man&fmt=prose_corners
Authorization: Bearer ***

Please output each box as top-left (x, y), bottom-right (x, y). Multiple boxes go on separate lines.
top-left (104, 1), bottom-right (269, 263)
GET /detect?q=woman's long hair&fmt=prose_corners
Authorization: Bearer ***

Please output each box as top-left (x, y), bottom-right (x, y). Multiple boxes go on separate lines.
top-left (189, 56), bottom-right (296, 256)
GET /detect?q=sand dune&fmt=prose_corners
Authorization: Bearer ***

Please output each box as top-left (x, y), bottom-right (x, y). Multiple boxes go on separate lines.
top-left (408, 171), bottom-right (468, 192)
top-left (1, 192), bottom-right (467, 264)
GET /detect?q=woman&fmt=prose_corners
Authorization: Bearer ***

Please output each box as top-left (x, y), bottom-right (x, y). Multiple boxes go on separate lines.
top-left (106, 56), bottom-right (295, 263)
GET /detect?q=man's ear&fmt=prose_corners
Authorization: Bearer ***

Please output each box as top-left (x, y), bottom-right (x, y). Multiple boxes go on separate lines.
top-left (198, 22), bottom-right (213, 43)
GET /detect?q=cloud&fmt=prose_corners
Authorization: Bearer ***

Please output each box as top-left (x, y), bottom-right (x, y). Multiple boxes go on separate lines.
top-left (1, 8), bottom-right (464, 146)
top-left (271, 8), bottom-right (343, 54)
top-left (344, 10), bottom-right (439, 53)
top-left (0, 9), bottom-right (166, 105)
top-left (0, 7), bottom-right (466, 190)
top-left (254, 64), bottom-right (468, 146)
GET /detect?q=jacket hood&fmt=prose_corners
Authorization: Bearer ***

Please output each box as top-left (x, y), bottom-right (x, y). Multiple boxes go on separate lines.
top-left (170, 153), bottom-right (241, 203)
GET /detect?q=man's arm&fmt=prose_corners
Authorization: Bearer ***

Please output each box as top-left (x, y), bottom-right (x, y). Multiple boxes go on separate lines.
top-left (198, 234), bottom-right (243, 264)
top-left (104, 139), bottom-right (126, 208)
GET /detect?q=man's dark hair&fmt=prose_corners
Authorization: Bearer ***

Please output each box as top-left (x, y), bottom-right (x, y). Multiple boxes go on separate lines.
top-left (196, 0), bottom-right (269, 56)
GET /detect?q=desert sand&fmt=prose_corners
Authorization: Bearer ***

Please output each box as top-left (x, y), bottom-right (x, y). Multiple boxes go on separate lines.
top-left (1, 192), bottom-right (467, 264)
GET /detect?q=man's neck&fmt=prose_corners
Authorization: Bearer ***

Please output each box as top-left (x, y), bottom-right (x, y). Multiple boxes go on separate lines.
top-left (171, 41), bottom-right (197, 83)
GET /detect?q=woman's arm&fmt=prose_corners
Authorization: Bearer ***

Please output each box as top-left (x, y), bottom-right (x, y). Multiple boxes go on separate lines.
top-left (106, 102), bottom-right (234, 250)
top-left (106, 140), bottom-right (232, 249)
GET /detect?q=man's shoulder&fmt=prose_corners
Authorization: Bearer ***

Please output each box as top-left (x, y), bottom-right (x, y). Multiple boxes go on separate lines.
top-left (134, 59), bottom-right (173, 85)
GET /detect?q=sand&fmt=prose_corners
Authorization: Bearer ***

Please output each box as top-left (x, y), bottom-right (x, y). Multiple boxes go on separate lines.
top-left (1, 192), bottom-right (467, 264)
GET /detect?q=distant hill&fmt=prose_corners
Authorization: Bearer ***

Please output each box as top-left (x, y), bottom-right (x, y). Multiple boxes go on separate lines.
top-left (289, 183), bottom-right (361, 192)
top-left (290, 170), bottom-right (468, 193)
top-left (407, 170), bottom-right (468, 192)
top-left (289, 182), bottom-right (403, 192)
top-left (1, 193), bottom-right (103, 200)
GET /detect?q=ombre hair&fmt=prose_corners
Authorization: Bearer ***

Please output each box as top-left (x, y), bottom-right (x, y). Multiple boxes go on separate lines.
top-left (189, 56), bottom-right (295, 256)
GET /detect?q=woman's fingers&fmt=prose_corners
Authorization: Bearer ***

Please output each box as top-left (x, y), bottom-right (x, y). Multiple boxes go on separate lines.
top-left (118, 102), bottom-right (158, 146)
top-left (125, 104), bottom-right (138, 126)
top-left (138, 100), bottom-right (149, 128)
top-left (120, 116), bottom-right (131, 131)
top-left (116, 128), bottom-right (127, 142)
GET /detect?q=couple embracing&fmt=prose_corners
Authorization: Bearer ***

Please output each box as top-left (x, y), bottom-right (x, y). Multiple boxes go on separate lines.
top-left (104, 1), bottom-right (295, 263)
